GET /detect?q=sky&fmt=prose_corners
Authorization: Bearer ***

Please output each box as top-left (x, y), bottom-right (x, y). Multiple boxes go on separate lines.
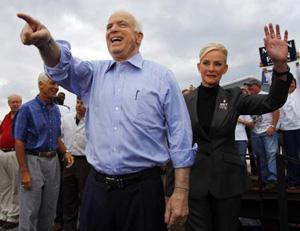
top-left (1, 0), bottom-right (299, 119)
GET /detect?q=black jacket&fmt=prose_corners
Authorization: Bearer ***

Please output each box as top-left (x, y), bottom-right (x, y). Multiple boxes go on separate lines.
top-left (166, 73), bottom-right (292, 199)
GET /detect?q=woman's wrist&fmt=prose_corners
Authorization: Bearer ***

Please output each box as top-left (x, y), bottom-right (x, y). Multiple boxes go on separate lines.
top-left (273, 63), bottom-right (290, 74)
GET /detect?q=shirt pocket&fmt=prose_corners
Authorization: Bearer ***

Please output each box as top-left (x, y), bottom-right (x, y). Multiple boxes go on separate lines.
top-left (135, 88), bottom-right (163, 124)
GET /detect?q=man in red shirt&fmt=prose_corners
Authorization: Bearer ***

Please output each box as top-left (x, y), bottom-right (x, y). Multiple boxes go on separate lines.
top-left (0, 94), bottom-right (22, 229)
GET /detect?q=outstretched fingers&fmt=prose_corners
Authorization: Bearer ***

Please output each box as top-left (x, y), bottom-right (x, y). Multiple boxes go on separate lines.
top-left (265, 23), bottom-right (288, 42)
top-left (284, 30), bottom-right (288, 42)
top-left (17, 13), bottom-right (49, 46)
top-left (263, 23), bottom-right (289, 66)
top-left (275, 24), bottom-right (281, 40)
top-left (269, 23), bottom-right (275, 38)
top-left (264, 25), bottom-right (270, 38)
top-left (264, 23), bottom-right (275, 41)
top-left (275, 24), bottom-right (288, 42)
top-left (17, 13), bottom-right (39, 31)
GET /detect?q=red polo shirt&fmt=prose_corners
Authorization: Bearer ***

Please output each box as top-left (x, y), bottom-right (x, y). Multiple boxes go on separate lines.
top-left (0, 112), bottom-right (15, 149)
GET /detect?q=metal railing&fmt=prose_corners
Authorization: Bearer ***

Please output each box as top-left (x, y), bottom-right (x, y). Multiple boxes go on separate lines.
top-left (243, 153), bottom-right (300, 231)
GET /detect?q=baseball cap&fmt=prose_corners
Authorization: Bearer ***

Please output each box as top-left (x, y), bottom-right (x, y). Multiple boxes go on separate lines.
top-left (243, 78), bottom-right (261, 86)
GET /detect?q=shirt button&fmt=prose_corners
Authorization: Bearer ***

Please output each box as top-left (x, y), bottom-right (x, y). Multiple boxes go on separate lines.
top-left (113, 147), bottom-right (117, 152)
top-left (113, 127), bottom-right (118, 131)
top-left (115, 106), bottom-right (119, 111)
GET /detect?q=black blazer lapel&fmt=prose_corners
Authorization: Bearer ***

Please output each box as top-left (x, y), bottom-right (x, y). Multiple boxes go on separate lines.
top-left (185, 88), bottom-right (209, 141)
top-left (210, 87), bottom-right (230, 135)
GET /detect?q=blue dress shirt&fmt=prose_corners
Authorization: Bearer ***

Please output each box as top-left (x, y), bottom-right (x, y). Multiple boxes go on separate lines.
top-left (13, 96), bottom-right (61, 151)
top-left (45, 40), bottom-right (197, 175)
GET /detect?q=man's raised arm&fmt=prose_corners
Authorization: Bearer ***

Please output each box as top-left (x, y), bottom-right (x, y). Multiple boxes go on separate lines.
top-left (17, 13), bottom-right (60, 67)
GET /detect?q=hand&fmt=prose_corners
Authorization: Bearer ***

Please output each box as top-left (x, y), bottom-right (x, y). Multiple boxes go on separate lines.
top-left (266, 126), bottom-right (275, 136)
top-left (20, 169), bottom-right (32, 190)
top-left (64, 152), bottom-right (74, 168)
top-left (238, 119), bottom-right (245, 125)
top-left (164, 188), bottom-right (189, 225)
top-left (264, 23), bottom-right (288, 71)
top-left (17, 13), bottom-right (51, 47)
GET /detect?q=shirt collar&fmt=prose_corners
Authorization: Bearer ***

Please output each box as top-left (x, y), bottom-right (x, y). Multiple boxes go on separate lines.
top-left (35, 95), bottom-right (55, 108)
top-left (74, 113), bottom-right (84, 120)
top-left (105, 52), bottom-right (144, 73)
top-left (2, 111), bottom-right (12, 122)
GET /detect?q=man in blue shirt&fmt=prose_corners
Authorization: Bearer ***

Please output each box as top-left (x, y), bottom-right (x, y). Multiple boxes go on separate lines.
top-left (13, 73), bottom-right (74, 231)
top-left (18, 11), bottom-right (196, 231)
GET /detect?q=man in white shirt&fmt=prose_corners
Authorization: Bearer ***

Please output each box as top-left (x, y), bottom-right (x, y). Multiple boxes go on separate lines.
top-left (235, 115), bottom-right (253, 165)
top-left (245, 78), bottom-right (279, 189)
top-left (61, 98), bottom-right (90, 231)
top-left (53, 91), bottom-right (70, 231)
top-left (279, 63), bottom-right (300, 188)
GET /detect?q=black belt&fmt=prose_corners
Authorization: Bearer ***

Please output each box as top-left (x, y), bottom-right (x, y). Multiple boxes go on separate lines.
top-left (26, 150), bottom-right (57, 158)
top-left (72, 155), bottom-right (87, 159)
top-left (0, 148), bottom-right (15, 152)
top-left (92, 166), bottom-right (160, 189)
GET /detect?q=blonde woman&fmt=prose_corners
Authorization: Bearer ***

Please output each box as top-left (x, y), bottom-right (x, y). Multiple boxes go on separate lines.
top-left (167, 24), bottom-right (293, 231)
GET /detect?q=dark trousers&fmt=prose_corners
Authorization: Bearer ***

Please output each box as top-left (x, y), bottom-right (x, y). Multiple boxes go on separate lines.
top-left (80, 167), bottom-right (167, 231)
top-left (235, 140), bottom-right (248, 165)
top-left (63, 156), bottom-right (90, 231)
top-left (186, 193), bottom-right (241, 231)
top-left (282, 129), bottom-right (300, 186)
top-left (54, 152), bottom-right (64, 225)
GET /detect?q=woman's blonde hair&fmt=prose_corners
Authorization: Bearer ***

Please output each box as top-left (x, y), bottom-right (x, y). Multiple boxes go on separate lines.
top-left (199, 43), bottom-right (228, 63)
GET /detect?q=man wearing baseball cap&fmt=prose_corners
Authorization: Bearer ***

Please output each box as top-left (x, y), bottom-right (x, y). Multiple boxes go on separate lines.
top-left (245, 78), bottom-right (280, 190)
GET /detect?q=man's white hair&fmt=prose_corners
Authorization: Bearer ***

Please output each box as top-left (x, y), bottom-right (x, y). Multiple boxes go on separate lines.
top-left (110, 10), bottom-right (143, 33)
top-left (38, 72), bottom-right (50, 84)
top-left (7, 94), bottom-right (22, 102)
top-left (133, 15), bottom-right (143, 33)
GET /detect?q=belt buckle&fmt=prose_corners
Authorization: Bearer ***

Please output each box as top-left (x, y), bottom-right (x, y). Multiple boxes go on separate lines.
top-left (38, 151), bottom-right (54, 158)
top-left (45, 151), bottom-right (53, 157)
top-left (105, 177), bottom-right (124, 188)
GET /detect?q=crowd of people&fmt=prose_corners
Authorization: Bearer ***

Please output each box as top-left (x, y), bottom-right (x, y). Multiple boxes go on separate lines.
top-left (0, 9), bottom-right (298, 231)
top-left (231, 68), bottom-right (300, 191)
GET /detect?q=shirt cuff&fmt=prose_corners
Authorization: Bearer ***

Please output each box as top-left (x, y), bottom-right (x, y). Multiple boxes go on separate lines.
top-left (44, 40), bottom-right (72, 81)
top-left (170, 143), bottom-right (198, 168)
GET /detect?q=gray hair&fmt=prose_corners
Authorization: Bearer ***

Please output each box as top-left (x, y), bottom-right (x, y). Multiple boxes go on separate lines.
top-left (133, 16), bottom-right (142, 33)
top-left (110, 10), bottom-right (143, 33)
top-left (199, 43), bottom-right (228, 63)
top-left (38, 72), bottom-right (50, 84)
top-left (7, 94), bottom-right (22, 102)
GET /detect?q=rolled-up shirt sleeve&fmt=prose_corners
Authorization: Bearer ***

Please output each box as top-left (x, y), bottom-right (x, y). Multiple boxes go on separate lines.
top-left (44, 40), bottom-right (94, 100)
top-left (13, 106), bottom-right (28, 142)
top-left (163, 70), bottom-right (197, 168)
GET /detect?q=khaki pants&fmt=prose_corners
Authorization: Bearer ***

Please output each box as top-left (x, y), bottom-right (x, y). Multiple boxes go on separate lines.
top-left (0, 150), bottom-right (19, 223)
top-left (18, 154), bottom-right (60, 231)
